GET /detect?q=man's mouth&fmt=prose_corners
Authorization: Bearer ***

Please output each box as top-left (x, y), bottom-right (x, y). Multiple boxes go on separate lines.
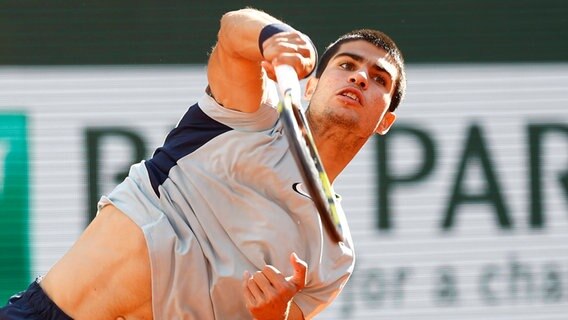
top-left (338, 88), bottom-right (363, 105)
top-left (341, 91), bottom-right (359, 102)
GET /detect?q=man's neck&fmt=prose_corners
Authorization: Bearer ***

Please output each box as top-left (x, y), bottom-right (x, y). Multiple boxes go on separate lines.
top-left (311, 125), bottom-right (367, 184)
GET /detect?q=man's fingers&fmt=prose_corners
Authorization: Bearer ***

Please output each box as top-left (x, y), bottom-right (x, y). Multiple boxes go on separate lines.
top-left (243, 270), bottom-right (265, 302)
top-left (251, 270), bottom-right (273, 293)
top-left (243, 285), bottom-right (256, 307)
top-left (259, 265), bottom-right (286, 288)
top-left (242, 271), bottom-right (257, 306)
top-left (261, 61), bottom-right (276, 80)
top-left (261, 30), bottom-right (316, 80)
top-left (288, 252), bottom-right (307, 291)
top-left (263, 32), bottom-right (311, 57)
top-left (243, 253), bottom-right (307, 311)
top-left (274, 52), bottom-right (314, 79)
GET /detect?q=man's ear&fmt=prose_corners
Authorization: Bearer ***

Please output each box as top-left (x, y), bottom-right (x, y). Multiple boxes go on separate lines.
top-left (303, 77), bottom-right (318, 100)
top-left (376, 112), bottom-right (396, 135)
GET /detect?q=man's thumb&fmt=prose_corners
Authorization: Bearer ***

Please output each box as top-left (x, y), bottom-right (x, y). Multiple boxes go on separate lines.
top-left (288, 252), bottom-right (307, 291)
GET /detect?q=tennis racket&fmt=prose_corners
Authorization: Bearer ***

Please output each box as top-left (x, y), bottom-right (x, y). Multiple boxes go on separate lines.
top-left (274, 64), bottom-right (343, 243)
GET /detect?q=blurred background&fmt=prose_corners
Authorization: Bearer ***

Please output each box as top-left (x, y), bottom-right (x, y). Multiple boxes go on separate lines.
top-left (0, 0), bottom-right (567, 319)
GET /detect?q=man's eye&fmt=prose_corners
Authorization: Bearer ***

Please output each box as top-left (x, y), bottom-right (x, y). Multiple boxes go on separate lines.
top-left (339, 62), bottom-right (354, 70)
top-left (374, 76), bottom-right (386, 86)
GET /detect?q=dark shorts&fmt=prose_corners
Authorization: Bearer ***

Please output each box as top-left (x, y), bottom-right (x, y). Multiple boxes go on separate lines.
top-left (0, 279), bottom-right (72, 320)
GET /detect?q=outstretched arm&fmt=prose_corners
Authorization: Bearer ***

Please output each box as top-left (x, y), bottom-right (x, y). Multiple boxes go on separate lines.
top-left (243, 253), bottom-right (307, 320)
top-left (207, 8), bottom-right (316, 113)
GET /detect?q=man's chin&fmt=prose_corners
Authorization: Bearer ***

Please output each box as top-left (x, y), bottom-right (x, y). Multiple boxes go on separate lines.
top-left (307, 106), bottom-right (359, 131)
top-left (328, 108), bottom-right (359, 127)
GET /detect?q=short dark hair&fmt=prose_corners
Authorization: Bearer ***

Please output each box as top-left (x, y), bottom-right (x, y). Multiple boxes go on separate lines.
top-left (315, 29), bottom-right (406, 112)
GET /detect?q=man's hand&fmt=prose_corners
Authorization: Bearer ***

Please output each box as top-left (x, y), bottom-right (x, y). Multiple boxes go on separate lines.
top-left (243, 253), bottom-right (307, 320)
top-left (260, 31), bottom-right (317, 82)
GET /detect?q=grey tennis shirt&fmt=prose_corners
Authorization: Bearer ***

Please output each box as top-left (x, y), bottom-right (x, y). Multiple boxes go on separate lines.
top-left (99, 82), bottom-right (355, 319)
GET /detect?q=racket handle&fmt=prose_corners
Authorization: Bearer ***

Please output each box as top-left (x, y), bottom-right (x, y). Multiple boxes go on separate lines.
top-left (274, 65), bottom-right (302, 108)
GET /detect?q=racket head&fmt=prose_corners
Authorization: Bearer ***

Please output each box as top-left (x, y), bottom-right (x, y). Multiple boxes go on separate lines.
top-left (278, 91), bottom-right (344, 243)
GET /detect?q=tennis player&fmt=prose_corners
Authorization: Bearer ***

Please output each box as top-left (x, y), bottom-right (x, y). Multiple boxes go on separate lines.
top-left (0, 7), bottom-right (405, 320)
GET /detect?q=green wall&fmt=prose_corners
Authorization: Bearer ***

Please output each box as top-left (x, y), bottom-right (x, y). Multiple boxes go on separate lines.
top-left (0, 0), bottom-right (566, 65)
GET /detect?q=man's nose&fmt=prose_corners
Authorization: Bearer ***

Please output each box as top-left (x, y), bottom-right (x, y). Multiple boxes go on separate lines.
top-left (348, 70), bottom-right (368, 89)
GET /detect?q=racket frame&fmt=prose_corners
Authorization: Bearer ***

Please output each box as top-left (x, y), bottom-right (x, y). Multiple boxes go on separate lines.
top-left (275, 65), bottom-right (343, 243)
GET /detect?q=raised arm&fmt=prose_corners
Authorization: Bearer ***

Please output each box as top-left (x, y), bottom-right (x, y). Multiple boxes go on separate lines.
top-left (207, 8), bottom-right (317, 113)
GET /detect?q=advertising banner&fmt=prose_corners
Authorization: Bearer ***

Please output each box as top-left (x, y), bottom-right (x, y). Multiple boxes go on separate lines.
top-left (0, 64), bottom-right (566, 319)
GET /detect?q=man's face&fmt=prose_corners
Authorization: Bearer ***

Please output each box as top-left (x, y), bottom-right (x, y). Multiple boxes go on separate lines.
top-left (305, 40), bottom-right (398, 138)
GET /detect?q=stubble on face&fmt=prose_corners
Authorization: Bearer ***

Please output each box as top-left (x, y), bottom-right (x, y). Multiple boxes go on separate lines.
top-left (306, 103), bottom-right (369, 150)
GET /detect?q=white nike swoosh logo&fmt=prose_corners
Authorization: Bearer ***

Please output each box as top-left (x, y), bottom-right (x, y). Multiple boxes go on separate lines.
top-left (292, 182), bottom-right (311, 199)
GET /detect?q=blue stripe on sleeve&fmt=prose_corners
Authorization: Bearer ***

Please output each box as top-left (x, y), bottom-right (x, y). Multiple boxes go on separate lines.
top-left (145, 103), bottom-right (232, 196)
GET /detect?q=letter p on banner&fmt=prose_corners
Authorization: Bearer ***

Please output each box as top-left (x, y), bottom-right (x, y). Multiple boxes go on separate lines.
top-left (376, 125), bottom-right (436, 230)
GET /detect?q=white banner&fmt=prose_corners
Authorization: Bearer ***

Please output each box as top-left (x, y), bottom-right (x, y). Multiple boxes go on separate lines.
top-left (0, 64), bottom-right (566, 319)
